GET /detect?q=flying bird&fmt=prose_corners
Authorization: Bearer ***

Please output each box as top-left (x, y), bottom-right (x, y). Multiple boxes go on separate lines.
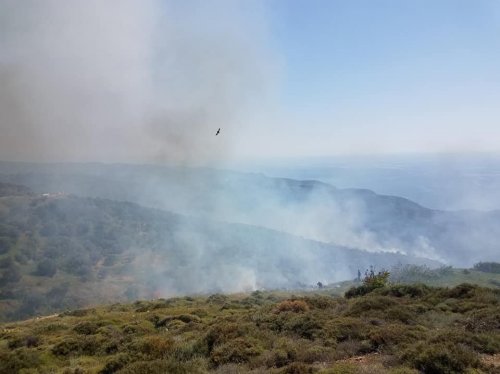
top-left (216, 128), bottom-right (221, 136)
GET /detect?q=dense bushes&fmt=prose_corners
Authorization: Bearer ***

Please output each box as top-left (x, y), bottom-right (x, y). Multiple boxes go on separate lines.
top-left (345, 270), bottom-right (390, 298)
top-left (401, 342), bottom-right (481, 373)
top-left (0, 348), bottom-right (40, 373)
top-left (210, 337), bottom-right (262, 365)
top-left (275, 300), bottom-right (310, 313)
top-left (35, 258), bottom-right (58, 277)
top-left (473, 261), bottom-right (500, 274)
top-left (0, 283), bottom-right (498, 373)
top-left (73, 321), bottom-right (99, 335)
top-left (379, 284), bottom-right (431, 298)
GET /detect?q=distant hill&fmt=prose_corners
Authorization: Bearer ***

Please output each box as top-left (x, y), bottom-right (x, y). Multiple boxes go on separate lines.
top-left (0, 187), bottom-right (435, 321)
top-left (1, 162), bottom-right (499, 266)
top-left (0, 182), bottom-right (32, 197)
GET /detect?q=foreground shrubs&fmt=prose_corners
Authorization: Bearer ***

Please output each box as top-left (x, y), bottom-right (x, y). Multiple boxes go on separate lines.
top-left (380, 284), bottom-right (432, 298)
top-left (0, 283), bottom-right (498, 373)
top-left (0, 348), bottom-right (40, 373)
top-left (116, 357), bottom-right (208, 374)
top-left (275, 300), bottom-right (310, 313)
top-left (401, 341), bottom-right (481, 373)
top-left (210, 337), bottom-right (262, 366)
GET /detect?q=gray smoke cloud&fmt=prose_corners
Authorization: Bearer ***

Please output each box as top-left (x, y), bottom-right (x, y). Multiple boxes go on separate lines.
top-left (0, 0), bottom-right (276, 164)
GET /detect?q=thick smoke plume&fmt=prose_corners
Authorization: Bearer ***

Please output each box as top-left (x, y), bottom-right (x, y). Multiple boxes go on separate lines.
top-left (0, 0), bottom-right (276, 164)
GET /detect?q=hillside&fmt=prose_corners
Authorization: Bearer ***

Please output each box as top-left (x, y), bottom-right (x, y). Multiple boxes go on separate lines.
top-left (0, 283), bottom-right (499, 373)
top-left (1, 162), bottom-right (499, 266)
top-left (0, 186), bottom-right (435, 322)
top-left (330, 264), bottom-right (500, 296)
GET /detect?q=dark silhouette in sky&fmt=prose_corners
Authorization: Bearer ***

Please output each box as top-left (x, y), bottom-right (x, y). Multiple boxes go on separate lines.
top-left (216, 128), bottom-right (221, 136)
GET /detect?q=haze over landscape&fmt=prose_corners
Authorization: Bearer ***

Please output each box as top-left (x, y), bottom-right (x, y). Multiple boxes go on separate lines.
top-left (0, 2), bottom-right (499, 373)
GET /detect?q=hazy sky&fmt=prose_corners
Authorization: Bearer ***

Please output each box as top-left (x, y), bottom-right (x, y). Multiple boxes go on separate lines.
top-left (0, 0), bottom-right (499, 163)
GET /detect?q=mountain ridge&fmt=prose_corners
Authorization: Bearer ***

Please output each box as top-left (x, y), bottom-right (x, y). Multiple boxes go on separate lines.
top-left (1, 162), bottom-right (497, 265)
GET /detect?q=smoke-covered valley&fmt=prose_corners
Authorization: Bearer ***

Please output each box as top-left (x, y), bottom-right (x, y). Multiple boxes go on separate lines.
top-left (1, 162), bottom-right (499, 268)
top-left (0, 180), bottom-right (439, 321)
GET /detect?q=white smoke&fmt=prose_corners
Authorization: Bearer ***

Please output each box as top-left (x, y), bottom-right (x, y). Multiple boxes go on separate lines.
top-left (0, 0), bottom-right (277, 164)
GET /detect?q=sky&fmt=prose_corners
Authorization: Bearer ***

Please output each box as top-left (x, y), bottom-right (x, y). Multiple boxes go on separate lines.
top-left (250, 0), bottom-right (500, 158)
top-left (0, 0), bottom-right (499, 164)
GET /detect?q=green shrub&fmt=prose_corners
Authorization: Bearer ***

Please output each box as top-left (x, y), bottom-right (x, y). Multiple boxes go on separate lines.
top-left (345, 271), bottom-right (390, 298)
top-left (63, 367), bottom-right (86, 374)
top-left (333, 339), bottom-right (365, 360)
top-left (73, 321), bottom-right (99, 335)
top-left (297, 345), bottom-right (333, 364)
top-left (463, 308), bottom-right (500, 332)
top-left (117, 358), bottom-right (208, 374)
top-left (431, 328), bottom-right (500, 354)
top-left (51, 335), bottom-right (104, 356)
top-left (363, 270), bottom-right (390, 288)
top-left (154, 314), bottom-right (201, 328)
top-left (319, 362), bottom-right (357, 374)
top-left (99, 354), bottom-right (130, 374)
top-left (282, 362), bottom-right (314, 374)
top-left (369, 324), bottom-right (425, 349)
top-left (35, 258), bottom-right (57, 277)
top-left (171, 341), bottom-right (203, 362)
top-left (207, 294), bottom-right (228, 305)
top-left (283, 314), bottom-right (323, 340)
top-left (129, 336), bottom-right (175, 359)
top-left (385, 306), bottom-right (417, 324)
top-left (402, 342), bottom-right (480, 373)
top-left (444, 283), bottom-right (479, 299)
top-left (390, 264), bottom-right (438, 283)
top-left (210, 337), bottom-right (262, 366)
top-left (345, 284), bottom-right (376, 298)
top-left (302, 296), bottom-right (337, 310)
top-left (275, 300), bottom-right (310, 313)
top-left (0, 348), bottom-right (40, 373)
top-left (347, 295), bottom-right (398, 317)
top-left (473, 262), bottom-right (500, 274)
top-left (330, 317), bottom-right (369, 342)
top-left (52, 338), bottom-right (82, 356)
top-left (62, 308), bottom-right (94, 317)
top-left (205, 322), bottom-right (246, 352)
top-left (7, 335), bottom-right (40, 349)
top-left (380, 284), bottom-right (431, 298)
top-left (259, 348), bottom-right (293, 368)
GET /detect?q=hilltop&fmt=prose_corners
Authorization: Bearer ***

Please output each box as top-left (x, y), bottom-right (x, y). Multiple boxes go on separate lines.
top-left (0, 283), bottom-right (499, 373)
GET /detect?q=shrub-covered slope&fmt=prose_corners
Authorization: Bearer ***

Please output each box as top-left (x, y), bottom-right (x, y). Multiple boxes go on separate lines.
top-left (0, 283), bottom-right (499, 373)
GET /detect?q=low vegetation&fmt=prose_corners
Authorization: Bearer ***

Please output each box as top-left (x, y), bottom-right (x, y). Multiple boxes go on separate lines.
top-left (1, 283), bottom-right (499, 373)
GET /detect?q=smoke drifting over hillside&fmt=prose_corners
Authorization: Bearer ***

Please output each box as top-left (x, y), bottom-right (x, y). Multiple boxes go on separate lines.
top-left (0, 1), bottom-right (497, 307)
top-left (0, 0), bottom-right (275, 164)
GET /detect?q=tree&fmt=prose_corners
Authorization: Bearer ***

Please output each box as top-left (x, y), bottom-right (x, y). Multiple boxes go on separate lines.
top-left (473, 262), bottom-right (500, 274)
top-left (35, 259), bottom-right (57, 277)
top-left (363, 269), bottom-right (390, 288)
top-left (345, 267), bottom-right (390, 298)
top-left (0, 263), bottom-right (21, 286)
